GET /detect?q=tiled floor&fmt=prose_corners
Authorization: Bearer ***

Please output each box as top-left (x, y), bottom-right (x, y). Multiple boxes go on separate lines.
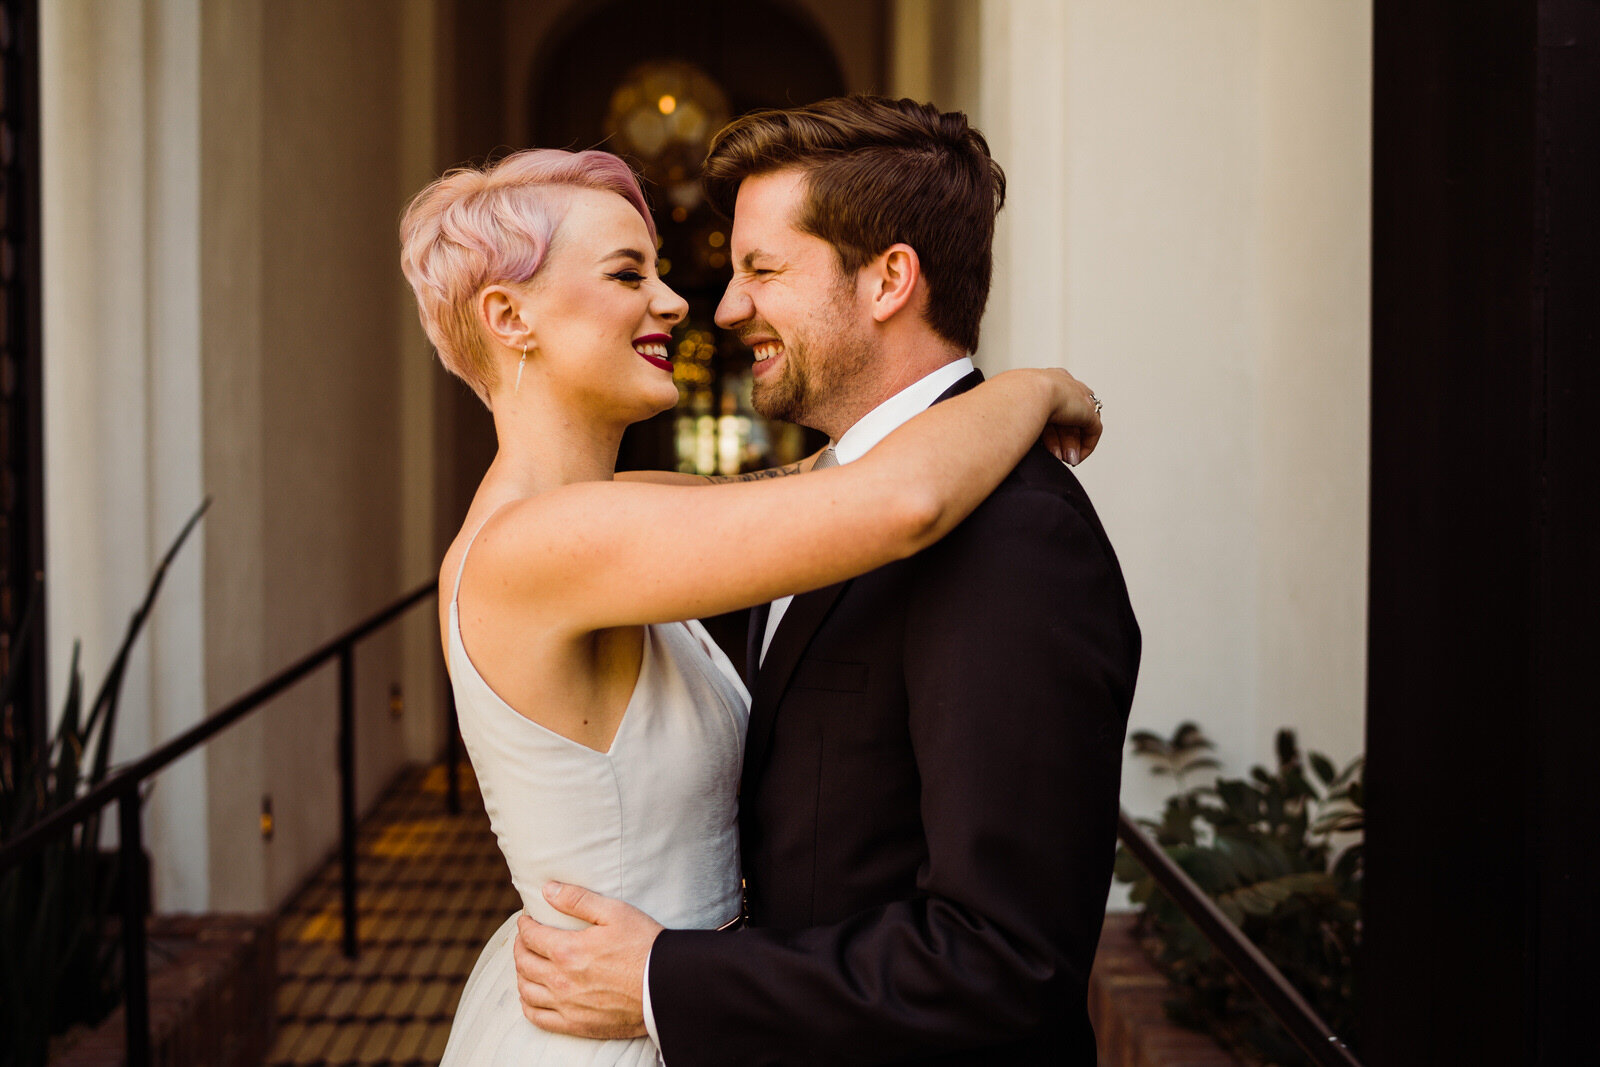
top-left (267, 763), bottom-right (520, 1067)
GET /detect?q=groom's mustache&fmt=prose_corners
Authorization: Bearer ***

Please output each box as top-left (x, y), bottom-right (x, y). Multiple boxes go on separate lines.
top-left (736, 325), bottom-right (780, 347)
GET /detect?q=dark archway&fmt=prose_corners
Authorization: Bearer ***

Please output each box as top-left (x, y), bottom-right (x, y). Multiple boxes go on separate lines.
top-left (528, 0), bottom-right (850, 476)
top-left (529, 0), bottom-right (847, 150)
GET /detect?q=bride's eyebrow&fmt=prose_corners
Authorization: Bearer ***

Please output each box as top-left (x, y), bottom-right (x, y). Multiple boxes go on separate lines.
top-left (601, 248), bottom-right (648, 265)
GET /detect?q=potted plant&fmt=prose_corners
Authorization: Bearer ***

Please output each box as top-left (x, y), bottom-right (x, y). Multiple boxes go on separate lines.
top-left (1114, 723), bottom-right (1363, 1066)
top-left (1, 502), bottom-right (206, 1066)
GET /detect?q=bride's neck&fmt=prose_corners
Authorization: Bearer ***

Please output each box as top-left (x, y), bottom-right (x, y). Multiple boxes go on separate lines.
top-left (488, 391), bottom-right (624, 492)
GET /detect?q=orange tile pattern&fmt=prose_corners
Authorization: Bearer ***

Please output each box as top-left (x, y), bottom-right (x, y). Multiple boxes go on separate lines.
top-left (267, 764), bottom-right (520, 1067)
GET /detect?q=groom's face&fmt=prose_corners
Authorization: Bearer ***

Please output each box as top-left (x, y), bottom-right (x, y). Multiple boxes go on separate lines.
top-left (716, 168), bottom-right (874, 434)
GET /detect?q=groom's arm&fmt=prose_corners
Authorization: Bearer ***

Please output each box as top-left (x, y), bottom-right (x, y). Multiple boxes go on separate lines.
top-left (647, 477), bottom-right (1140, 1064)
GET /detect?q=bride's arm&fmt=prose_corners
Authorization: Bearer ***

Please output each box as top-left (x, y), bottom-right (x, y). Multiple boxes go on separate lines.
top-left (466, 368), bottom-right (1099, 633)
top-left (615, 374), bottom-right (1100, 487)
top-left (612, 453), bottom-right (818, 487)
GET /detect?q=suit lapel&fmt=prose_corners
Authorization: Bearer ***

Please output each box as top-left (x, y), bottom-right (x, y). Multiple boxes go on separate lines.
top-left (744, 602), bottom-right (770, 689)
top-left (741, 368), bottom-right (985, 787)
top-left (742, 579), bottom-right (850, 789)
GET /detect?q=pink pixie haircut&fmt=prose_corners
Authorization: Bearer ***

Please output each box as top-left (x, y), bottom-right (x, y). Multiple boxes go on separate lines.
top-left (399, 148), bottom-right (657, 406)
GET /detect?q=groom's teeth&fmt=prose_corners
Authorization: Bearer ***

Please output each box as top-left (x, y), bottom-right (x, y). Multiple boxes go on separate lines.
top-left (753, 343), bottom-right (782, 362)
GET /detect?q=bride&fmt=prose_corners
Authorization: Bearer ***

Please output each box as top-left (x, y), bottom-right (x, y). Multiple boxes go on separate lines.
top-left (399, 147), bottom-right (1103, 1064)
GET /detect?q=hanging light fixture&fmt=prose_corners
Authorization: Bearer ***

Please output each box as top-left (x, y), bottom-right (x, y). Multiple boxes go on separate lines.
top-left (604, 60), bottom-right (731, 213)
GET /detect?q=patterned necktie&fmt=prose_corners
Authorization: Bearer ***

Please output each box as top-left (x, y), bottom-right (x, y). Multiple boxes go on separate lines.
top-left (813, 447), bottom-right (839, 470)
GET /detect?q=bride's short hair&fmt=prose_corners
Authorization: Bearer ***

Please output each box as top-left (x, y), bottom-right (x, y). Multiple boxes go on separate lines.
top-left (400, 149), bottom-right (656, 406)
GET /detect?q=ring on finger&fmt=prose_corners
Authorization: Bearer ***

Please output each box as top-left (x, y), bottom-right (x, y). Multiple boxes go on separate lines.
top-left (1088, 391), bottom-right (1103, 415)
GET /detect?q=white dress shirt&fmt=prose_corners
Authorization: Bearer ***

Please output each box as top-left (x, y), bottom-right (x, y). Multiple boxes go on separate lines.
top-left (758, 357), bottom-right (975, 664)
top-left (643, 355), bottom-right (976, 1058)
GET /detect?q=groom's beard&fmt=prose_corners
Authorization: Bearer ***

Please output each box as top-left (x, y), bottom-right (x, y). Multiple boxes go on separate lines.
top-left (749, 285), bottom-right (873, 430)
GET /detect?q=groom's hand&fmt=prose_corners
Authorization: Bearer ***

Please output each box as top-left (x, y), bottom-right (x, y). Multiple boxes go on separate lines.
top-left (513, 881), bottom-right (664, 1040)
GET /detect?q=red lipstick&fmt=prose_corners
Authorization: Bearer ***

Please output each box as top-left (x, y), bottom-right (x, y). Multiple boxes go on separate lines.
top-left (633, 333), bottom-right (673, 372)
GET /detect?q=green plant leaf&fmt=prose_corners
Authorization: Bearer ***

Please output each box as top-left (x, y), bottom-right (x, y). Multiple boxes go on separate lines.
top-left (1171, 844), bottom-right (1237, 893)
top-left (1119, 719), bottom-right (1365, 1067)
top-left (1275, 728), bottom-right (1299, 768)
top-left (1315, 810), bottom-right (1365, 835)
top-left (1331, 754), bottom-right (1365, 789)
top-left (1, 498), bottom-right (208, 1063)
top-left (1219, 836), bottom-right (1293, 883)
top-left (47, 647), bottom-right (85, 816)
top-left (1129, 729), bottom-right (1169, 753)
top-left (1172, 722), bottom-right (1214, 752)
top-left (82, 499), bottom-right (210, 773)
top-left (1216, 871), bottom-right (1335, 924)
top-left (1285, 764), bottom-right (1319, 803)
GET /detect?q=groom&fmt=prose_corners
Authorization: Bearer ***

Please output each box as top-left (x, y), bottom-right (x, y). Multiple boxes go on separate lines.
top-left (513, 95), bottom-right (1140, 1064)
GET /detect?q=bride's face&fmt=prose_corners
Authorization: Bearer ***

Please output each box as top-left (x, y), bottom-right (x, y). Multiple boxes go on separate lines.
top-left (519, 189), bottom-right (686, 422)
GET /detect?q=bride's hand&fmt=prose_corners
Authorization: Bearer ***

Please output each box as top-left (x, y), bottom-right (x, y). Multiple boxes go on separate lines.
top-left (1029, 367), bottom-right (1104, 467)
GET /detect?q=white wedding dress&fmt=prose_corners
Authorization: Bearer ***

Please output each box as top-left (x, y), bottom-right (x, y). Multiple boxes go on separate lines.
top-left (439, 530), bottom-right (748, 1065)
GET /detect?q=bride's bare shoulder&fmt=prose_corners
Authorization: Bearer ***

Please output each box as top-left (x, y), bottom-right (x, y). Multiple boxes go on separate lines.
top-left (450, 490), bottom-right (600, 600)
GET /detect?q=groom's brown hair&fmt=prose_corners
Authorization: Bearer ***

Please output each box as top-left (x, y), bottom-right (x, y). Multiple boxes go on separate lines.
top-left (701, 94), bottom-right (1006, 354)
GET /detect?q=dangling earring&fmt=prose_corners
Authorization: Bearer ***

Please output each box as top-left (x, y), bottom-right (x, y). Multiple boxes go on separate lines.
top-left (514, 345), bottom-right (528, 394)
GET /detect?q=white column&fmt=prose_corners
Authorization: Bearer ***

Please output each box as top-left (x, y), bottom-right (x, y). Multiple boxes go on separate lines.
top-left (198, 0), bottom-right (268, 914)
top-left (966, 1), bottom-right (1371, 808)
top-left (974, 0), bottom-right (1069, 375)
top-left (1254, 2), bottom-right (1372, 766)
top-left (1050, 2), bottom-right (1268, 820)
top-left (42, 0), bottom-right (209, 912)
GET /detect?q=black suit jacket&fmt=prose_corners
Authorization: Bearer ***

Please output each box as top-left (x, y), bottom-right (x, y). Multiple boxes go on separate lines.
top-left (650, 371), bottom-right (1141, 1065)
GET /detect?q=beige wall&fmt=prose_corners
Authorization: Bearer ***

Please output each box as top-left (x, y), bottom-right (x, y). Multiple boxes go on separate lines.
top-left (207, 0), bottom-right (435, 912)
top-left (42, 0), bottom-right (211, 911)
top-left (895, 1), bottom-right (1372, 829)
top-left (198, 0), bottom-right (268, 916)
top-left (45, 0), bottom-right (450, 914)
top-left (1255, 2), bottom-right (1372, 781)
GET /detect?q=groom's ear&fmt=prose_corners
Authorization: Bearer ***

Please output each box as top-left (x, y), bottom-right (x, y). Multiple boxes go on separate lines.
top-left (865, 243), bottom-right (922, 325)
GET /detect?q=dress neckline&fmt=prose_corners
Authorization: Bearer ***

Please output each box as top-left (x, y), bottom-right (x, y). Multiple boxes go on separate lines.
top-left (448, 603), bottom-right (652, 758)
top-left (447, 511), bottom-right (652, 758)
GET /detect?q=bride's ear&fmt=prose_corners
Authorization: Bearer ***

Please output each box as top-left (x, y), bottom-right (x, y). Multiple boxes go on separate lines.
top-left (479, 283), bottom-right (537, 353)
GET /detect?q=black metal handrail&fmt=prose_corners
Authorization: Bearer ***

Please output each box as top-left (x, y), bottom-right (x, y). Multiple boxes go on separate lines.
top-left (0, 579), bottom-right (459, 1067)
top-left (1116, 811), bottom-right (1363, 1067)
top-left (2, 577), bottom-right (1362, 1067)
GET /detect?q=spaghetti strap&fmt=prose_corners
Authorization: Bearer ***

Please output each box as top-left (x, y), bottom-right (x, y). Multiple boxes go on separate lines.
top-left (451, 506), bottom-right (512, 607)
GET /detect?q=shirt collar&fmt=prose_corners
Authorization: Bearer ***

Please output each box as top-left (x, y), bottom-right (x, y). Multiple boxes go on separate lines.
top-left (831, 357), bottom-right (976, 465)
